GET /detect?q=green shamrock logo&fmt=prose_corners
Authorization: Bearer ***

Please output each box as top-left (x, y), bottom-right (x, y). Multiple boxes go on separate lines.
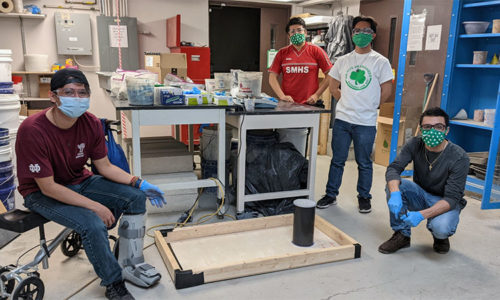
top-left (345, 65), bottom-right (372, 90)
top-left (350, 69), bottom-right (366, 85)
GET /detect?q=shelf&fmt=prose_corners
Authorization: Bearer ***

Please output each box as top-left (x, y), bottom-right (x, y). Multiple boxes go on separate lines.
top-left (450, 119), bottom-right (493, 130)
top-left (0, 13), bottom-right (46, 19)
top-left (12, 71), bottom-right (54, 75)
top-left (456, 64), bottom-right (500, 68)
top-left (459, 33), bottom-right (500, 38)
top-left (19, 97), bottom-right (51, 102)
top-left (463, 1), bottom-right (500, 8)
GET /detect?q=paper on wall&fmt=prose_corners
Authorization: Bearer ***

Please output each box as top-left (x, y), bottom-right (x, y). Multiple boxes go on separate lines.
top-left (425, 25), bottom-right (442, 51)
top-left (109, 25), bottom-right (129, 48)
top-left (407, 12), bottom-right (426, 52)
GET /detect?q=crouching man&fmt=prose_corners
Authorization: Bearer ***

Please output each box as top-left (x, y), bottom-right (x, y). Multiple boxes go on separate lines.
top-left (16, 69), bottom-right (165, 299)
top-left (378, 107), bottom-right (469, 254)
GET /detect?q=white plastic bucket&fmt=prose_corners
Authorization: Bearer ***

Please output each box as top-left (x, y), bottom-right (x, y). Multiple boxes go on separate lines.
top-left (0, 56), bottom-right (13, 83)
top-left (24, 54), bottom-right (49, 72)
top-left (277, 128), bottom-right (309, 156)
top-left (0, 94), bottom-right (20, 130)
top-left (0, 147), bottom-right (11, 163)
top-left (214, 73), bottom-right (232, 91)
top-left (238, 72), bottom-right (263, 97)
top-left (9, 128), bottom-right (17, 170)
top-left (201, 126), bottom-right (233, 161)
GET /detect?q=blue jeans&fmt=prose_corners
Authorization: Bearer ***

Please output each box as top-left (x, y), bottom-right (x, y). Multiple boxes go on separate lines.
top-left (326, 119), bottom-right (376, 199)
top-left (24, 175), bottom-right (146, 286)
top-left (387, 179), bottom-right (461, 239)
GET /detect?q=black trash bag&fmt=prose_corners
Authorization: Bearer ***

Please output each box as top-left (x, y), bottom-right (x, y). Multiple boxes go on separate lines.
top-left (244, 141), bottom-right (308, 216)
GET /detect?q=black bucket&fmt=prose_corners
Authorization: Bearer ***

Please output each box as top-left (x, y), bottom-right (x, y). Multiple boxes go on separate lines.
top-left (292, 199), bottom-right (316, 247)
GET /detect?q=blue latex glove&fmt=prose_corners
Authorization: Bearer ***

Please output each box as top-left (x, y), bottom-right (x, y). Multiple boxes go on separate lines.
top-left (388, 191), bottom-right (403, 216)
top-left (139, 180), bottom-right (167, 208)
top-left (401, 211), bottom-right (424, 227)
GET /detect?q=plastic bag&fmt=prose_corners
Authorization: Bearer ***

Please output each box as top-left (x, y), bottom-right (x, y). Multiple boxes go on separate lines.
top-left (243, 138), bottom-right (308, 216)
top-left (92, 119), bottom-right (130, 174)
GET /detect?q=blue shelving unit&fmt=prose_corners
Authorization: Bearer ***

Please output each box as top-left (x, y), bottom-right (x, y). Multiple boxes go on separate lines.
top-left (442, 0), bottom-right (500, 209)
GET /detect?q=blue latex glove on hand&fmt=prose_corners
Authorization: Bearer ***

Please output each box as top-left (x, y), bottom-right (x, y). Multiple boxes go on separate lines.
top-left (401, 211), bottom-right (424, 227)
top-left (139, 180), bottom-right (167, 208)
top-left (388, 191), bottom-right (403, 216)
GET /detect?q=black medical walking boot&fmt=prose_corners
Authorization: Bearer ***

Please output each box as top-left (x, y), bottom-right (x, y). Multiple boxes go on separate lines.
top-left (316, 195), bottom-right (337, 209)
top-left (378, 231), bottom-right (411, 254)
top-left (105, 280), bottom-right (135, 300)
top-left (433, 237), bottom-right (450, 254)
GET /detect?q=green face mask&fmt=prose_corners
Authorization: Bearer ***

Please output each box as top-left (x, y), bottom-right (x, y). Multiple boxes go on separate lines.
top-left (352, 33), bottom-right (373, 48)
top-left (290, 33), bottom-right (306, 46)
top-left (421, 128), bottom-right (446, 148)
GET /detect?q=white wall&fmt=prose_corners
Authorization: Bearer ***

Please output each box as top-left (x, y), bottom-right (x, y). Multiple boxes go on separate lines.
top-left (129, 0), bottom-right (210, 68)
top-left (0, 0), bottom-right (209, 136)
top-left (292, 0), bottom-right (360, 17)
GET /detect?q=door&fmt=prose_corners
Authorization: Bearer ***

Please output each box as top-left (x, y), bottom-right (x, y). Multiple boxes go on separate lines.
top-left (260, 7), bottom-right (290, 96)
top-left (209, 5), bottom-right (261, 73)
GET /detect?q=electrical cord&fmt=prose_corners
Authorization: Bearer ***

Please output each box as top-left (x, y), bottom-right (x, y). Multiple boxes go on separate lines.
top-left (72, 55), bottom-right (100, 70)
top-left (145, 177), bottom-right (233, 237)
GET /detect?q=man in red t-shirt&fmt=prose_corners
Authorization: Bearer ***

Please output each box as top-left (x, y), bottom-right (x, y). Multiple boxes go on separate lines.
top-left (16, 69), bottom-right (164, 299)
top-left (269, 17), bottom-right (333, 104)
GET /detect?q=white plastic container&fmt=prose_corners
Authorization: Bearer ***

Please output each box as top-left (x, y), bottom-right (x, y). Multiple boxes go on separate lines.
top-left (126, 77), bottom-right (154, 105)
top-left (484, 109), bottom-right (496, 127)
top-left (0, 49), bottom-right (13, 83)
top-left (214, 73), bottom-right (232, 91)
top-left (204, 79), bottom-right (216, 93)
top-left (277, 128), bottom-right (309, 156)
top-left (24, 54), bottom-right (49, 72)
top-left (201, 126), bottom-right (233, 161)
top-left (238, 72), bottom-right (263, 97)
top-left (0, 94), bottom-right (20, 130)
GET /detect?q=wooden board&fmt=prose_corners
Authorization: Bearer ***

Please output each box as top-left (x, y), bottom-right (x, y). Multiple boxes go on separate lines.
top-left (154, 214), bottom-right (360, 289)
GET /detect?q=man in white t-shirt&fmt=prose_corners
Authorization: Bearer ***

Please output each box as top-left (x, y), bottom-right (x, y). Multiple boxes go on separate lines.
top-left (317, 16), bottom-right (394, 213)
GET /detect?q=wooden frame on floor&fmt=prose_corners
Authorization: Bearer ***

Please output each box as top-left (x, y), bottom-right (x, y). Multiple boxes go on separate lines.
top-left (154, 214), bottom-right (361, 289)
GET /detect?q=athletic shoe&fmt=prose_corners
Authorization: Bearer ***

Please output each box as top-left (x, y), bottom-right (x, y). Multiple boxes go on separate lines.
top-left (316, 195), bottom-right (337, 209)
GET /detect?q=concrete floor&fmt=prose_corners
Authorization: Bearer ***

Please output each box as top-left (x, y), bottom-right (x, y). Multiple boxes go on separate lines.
top-left (1, 156), bottom-right (500, 299)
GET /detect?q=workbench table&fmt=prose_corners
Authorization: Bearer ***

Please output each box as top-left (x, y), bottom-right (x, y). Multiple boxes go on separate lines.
top-left (111, 98), bottom-right (231, 195)
top-left (226, 102), bottom-right (330, 214)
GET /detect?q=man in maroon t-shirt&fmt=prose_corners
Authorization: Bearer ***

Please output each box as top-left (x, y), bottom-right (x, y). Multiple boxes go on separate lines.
top-left (16, 69), bottom-right (164, 299)
top-left (269, 17), bottom-right (333, 104)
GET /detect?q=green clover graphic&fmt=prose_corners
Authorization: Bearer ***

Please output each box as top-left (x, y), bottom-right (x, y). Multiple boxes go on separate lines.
top-left (350, 69), bottom-right (366, 85)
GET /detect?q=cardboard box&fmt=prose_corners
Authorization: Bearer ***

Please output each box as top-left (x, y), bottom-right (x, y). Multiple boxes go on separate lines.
top-left (144, 53), bottom-right (187, 83)
top-left (19, 103), bottom-right (28, 116)
top-left (27, 109), bottom-right (44, 116)
top-left (374, 102), bottom-right (421, 166)
top-left (123, 136), bottom-right (193, 175)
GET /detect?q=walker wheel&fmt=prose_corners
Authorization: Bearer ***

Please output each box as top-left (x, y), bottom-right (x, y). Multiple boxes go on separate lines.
top-left (11, 276), bottom-right (44, 300)
top-left (61, 231), bottom-right (82, 257)
top-left (0, 266), bottom-right (15, 298)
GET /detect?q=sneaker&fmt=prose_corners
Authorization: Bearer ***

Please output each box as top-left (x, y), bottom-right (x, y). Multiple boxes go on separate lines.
top-left (358, 196), bottom-right (372, 213)
top-left (105, 280), bottom-right (135, 300)
top-left (433, 237), bottom-right (450, 254)
top-left (378, 231), bottom-right (411, 254)
top-left (316, 195), bottom-right (337, 209)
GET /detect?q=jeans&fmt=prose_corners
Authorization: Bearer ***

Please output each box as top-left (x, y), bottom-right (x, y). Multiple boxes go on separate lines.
top-left (24, 175), bottom-right (146, 286)
top-left (325, 119), bottom-right (376, 199)
top-left (387, 179), bottom-right (461, 239)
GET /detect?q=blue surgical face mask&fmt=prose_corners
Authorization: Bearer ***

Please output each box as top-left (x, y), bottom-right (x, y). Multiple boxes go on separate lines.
top-left (58, 96), bottom-right (90, 118)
